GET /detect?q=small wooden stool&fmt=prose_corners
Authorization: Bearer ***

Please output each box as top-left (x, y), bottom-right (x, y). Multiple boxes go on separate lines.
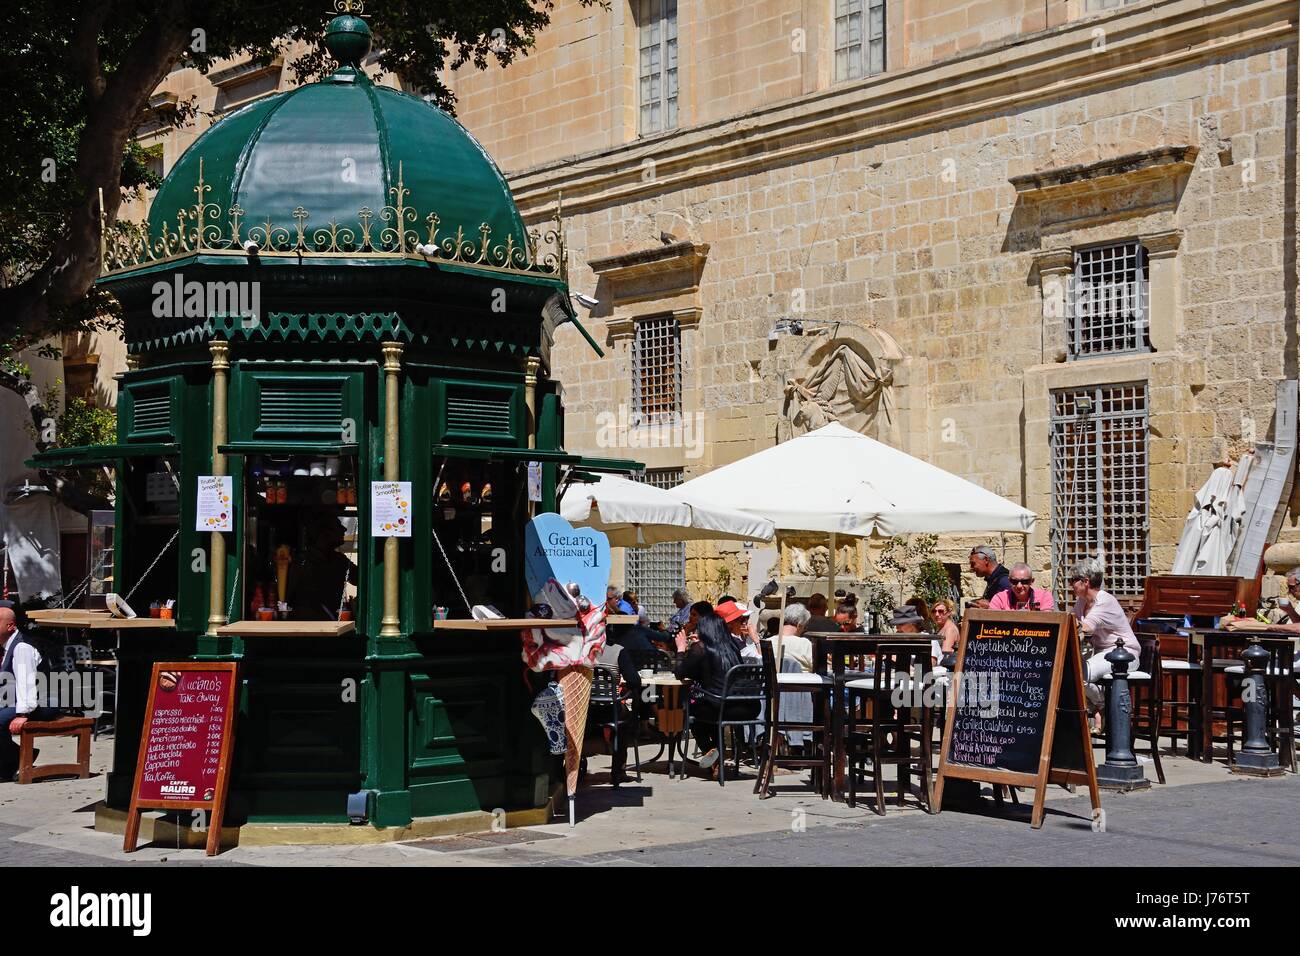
top-left (18, 717), bottom-right (93, 784)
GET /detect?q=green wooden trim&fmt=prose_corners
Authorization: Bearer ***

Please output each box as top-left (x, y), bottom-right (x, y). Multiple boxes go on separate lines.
top-left (431, 444), bottom-right (581, 464)
top-left (572, 455), bottom-right (646, 473)
top-left (26, 442), bottom-right (178, 469)
top-left (218, 441), bottom-right (359, 456)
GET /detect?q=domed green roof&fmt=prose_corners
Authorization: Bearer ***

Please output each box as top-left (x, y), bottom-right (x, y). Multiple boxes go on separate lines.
top-left (146, 74), bottom-right (527, 261)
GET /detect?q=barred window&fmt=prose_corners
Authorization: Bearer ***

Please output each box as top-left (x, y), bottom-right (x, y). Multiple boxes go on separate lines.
top-left (834, 0), bottom-right (886, 82)
top-left (1050, 383), bottom-right (1149, 602)
top-left (625, 468), bottom-right (686, 622)
top-left (1067, 241), bottom-right (1150, 358)
top-left (637, 0), bottom-right (678, 135)
top-left (632, 315), bottom-right (681, 426)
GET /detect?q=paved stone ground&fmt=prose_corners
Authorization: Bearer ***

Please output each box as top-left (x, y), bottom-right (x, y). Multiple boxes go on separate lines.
top-left (3, 732), bottom-right (1295, 866)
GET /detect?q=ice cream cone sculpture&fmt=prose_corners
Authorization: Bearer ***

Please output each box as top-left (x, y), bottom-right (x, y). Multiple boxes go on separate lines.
top-left (274, 544), bottom-right (293, 604)
top-left (557, 665), bottom-right (592, 805)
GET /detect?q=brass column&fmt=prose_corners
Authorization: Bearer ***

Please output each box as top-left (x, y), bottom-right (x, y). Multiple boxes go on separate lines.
top-left (380, 342), bottom-right (404, 637)
top-left (524, 356), bottom-right (540, 519)
top-left (207, 340), bottom-right (231, 636)
top-left (524, 356), bottom-right (541, 450)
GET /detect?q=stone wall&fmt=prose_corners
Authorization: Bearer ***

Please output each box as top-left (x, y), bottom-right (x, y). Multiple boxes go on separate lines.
top-left (493, 0), bottom-right (1300, 600)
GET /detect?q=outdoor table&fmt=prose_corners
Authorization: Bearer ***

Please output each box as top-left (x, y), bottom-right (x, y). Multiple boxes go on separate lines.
top-left (1187, 628), bottom-right (1298, 764)
top-left (807, 632), bottom-right (934, 801)
top-left (639, 672), bottom-right (689, 778)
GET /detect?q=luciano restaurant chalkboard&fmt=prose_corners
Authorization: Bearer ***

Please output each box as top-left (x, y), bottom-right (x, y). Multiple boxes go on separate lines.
top-left (123, 662), bottom-right (239, 856)
top-left (935, 610), bottom-right (1099, 829)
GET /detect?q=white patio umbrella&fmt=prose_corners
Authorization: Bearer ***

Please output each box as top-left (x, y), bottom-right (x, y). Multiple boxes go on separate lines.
top-left (1171, 461), bottom-right (1248, 575)
top-left (673, 422), bottom-right (1037, 538)
top-left (559, 473), bottom-right (775, 547)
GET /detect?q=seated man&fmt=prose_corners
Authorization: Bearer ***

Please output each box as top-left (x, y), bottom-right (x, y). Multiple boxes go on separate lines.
top-left (805, 593), bottom-right (836, 633)
top-left (988, 564), bottom-right (1056, 611)
top-left (968, 545), bottom-right (1011, 609)
top-left (771, 603), bottom-right (815, 672)
top-left (0, 605), bottom-right (59, 781)
top-left (833, 602), bottom-right (861, 633)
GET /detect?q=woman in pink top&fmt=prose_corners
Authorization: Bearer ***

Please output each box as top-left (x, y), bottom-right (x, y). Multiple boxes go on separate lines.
top-left (988, 564), bottom-right (1056, 611)
top-left (1068, 558), bottom-right (1142, 717)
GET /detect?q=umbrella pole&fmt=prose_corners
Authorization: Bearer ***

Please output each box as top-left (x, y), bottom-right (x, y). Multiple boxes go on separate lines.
top-left (828, 531), bottom-right (837, 606)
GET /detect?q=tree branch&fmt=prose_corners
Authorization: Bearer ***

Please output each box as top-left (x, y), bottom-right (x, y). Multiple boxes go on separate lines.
top-left (69, 2), bottom-right (112, 103)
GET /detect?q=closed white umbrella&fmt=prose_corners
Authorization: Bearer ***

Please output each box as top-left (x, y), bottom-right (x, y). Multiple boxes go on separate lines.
top-left (559, 473), bottom-right (774, 547)
top-left (1171, 465), bottom-right (1236, 575)
top-left (672, 422), bottom-right (1036, 537)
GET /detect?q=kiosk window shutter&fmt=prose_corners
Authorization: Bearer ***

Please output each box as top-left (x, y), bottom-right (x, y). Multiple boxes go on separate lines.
top-left (1068, 241), bottom-right (1150, 359)
top-left (445, 389), bottom-right (513, 437)
top-left (632, 316), bottom-right (681, 427)
top-left (127, 382), bottom-right (174, 439)
top-left (259, 381), bottom-right (345, 433)
top-left (1050, 383), bottom-right (1149, 602)
top-left (625, 468), bottom-right (685, 622)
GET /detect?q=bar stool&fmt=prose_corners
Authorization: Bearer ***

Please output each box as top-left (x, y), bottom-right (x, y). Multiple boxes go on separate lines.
top-left (842, 643), bottom-right (934, 814)
top-left (754, 640), bottom-right (832, 799)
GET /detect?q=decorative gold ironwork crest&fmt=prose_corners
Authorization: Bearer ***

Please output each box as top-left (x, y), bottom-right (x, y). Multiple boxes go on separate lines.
top-left (104, 157), bottom-right (567, 281)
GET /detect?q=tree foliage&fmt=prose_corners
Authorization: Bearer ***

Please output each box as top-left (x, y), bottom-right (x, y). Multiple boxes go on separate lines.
top-left (0, 0), bottom-right (598, 350)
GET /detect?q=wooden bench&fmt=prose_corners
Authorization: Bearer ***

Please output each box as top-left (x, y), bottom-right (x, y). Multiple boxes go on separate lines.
top-left (17, 716), bottom-right (93, 784)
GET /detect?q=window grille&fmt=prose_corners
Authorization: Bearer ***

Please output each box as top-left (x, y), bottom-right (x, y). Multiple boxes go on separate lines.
top-left (632, 316), bottom-right (681, 426)
top-left (1067, 241), bottom-right (1150, 358)
top-left (637, 0), bottom-right (678, 135)
top-left (625, 468), bottom-right (686, 622)
top-left (1050, 383), bottom-right (1149, 603)
top-left (834, 0), bottom-right (886, 82)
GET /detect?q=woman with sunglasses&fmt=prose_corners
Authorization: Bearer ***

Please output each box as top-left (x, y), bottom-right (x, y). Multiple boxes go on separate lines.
top-left (988, 564), bottom-right (1056, 611)
top-left (1068, 557), bottom-right (1141, 721)
top-left (930, 599), bottom-right (961, 666)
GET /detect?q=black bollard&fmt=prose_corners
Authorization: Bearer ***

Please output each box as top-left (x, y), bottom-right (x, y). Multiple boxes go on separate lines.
top-left (1231, 639), bottom-right (1285, 776)
top-left (1095, 637), bottom-right (1151, 792)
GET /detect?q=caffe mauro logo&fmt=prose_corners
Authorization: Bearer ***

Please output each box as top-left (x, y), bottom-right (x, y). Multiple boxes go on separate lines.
top-left (152, 273), bottom-right (261, 324)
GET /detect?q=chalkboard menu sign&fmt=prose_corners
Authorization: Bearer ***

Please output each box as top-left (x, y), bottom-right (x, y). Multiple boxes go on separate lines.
top-left (124, 662), bottom-right (239, 856)
top-left (935, 610), bottom-right (1098, 829)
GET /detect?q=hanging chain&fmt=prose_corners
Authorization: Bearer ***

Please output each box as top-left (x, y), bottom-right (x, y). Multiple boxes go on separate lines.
top-left (124, 530), bottom-right (180, 602)
top-left (430, 525), bottom-right (472, 615)
top-left (226, 565), bottom-right (240, 622)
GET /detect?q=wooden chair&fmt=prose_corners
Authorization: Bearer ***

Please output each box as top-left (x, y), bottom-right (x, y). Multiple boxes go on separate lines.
top-left (843, 643), bottom-right (934, 814)
top-left (17, 717), bottom-right (93, 784)
top-left (754, 640), bottom-right (831, 799)
top-left (587, 664), bottom-right (641, 786)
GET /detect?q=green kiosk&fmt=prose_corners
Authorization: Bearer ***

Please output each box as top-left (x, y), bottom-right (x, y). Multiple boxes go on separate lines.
top-left (31, 11), bottom-right (637, 839)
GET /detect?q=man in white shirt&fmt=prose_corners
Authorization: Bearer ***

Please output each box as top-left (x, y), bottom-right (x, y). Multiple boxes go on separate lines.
top-left (0, 605), bottom-right (57, 781)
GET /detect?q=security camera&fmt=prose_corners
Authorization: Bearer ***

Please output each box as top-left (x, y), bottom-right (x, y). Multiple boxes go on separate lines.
top-left (242, 239), bottom-right (260, 255)
top-left (572, 292), bottom-right (599, 310)
top-left (416, 242), bottom-right (437, 256)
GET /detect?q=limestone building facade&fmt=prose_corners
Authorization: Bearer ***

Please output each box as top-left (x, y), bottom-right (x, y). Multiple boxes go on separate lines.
top-left (129, 0), bottom-right (1300, 617)
top-left (438, 0), bottom-right (1300, 613)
